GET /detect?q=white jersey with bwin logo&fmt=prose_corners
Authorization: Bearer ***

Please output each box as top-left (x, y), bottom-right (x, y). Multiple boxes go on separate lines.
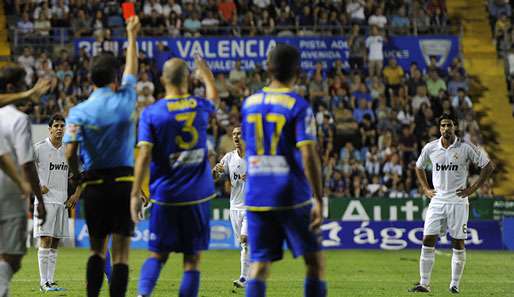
top-left (416, 137), bottom-right (489, 204)
top-left (34, 138), bottom-right (69, 205)
top-left (220, 150), bottom-right (246, 210)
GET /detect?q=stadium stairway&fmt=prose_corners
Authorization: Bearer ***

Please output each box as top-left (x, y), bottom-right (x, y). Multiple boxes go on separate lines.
top-left (448, 0), bottom-right (514, 198)
top-left (0, 1), bottom-right (10, 66)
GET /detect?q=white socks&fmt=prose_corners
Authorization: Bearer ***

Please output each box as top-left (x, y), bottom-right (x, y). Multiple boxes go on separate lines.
top-left (450, 249), bottom-right (466, 289)
top-left (419, 245), bottom-right (435, 287)
top-left (47, 249), bottom-right (58, 284)
top-left (38, 248), bottom-right (51, 285)
top-left (240, 242), bottom-right (250, 280)
top-left (0, 260), bottom-right (13, 297)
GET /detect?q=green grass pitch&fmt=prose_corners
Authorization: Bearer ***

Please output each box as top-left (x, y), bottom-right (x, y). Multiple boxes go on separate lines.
top-left (10, 248), bottom-right (514, 296)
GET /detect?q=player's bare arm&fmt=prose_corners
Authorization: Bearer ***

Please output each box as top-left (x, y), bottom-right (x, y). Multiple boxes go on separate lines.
top-left (0, 153), bottom-right (31, 198)
top-left (299, 143), bottom-right (324, 231)
top-left (0, 78), bottom-right (51, 107)
top-left (131, 143), bottom-right (152, 224)
top-left (123, 16), bottom-right (140, 77)
top-left (457, 161), bottom-right (495, 198)
top-left (415, 166), bottom-right (436, 198)
top-left (64, 141), bottom-right (81, 208)
top-left (194, 55), bottom-right (219, 106)
top-left (22, 161), bottom-right (46, 225)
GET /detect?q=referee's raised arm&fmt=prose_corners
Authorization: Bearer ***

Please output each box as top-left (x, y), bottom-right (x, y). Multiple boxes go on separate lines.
top-left (124, 16), bottom-right (140, 77)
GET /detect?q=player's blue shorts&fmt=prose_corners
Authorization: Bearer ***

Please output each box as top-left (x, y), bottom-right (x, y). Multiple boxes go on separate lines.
top-left (148, 201), bottom-right (210, 254)
top-left (247, 204), bottom-right (321, 262)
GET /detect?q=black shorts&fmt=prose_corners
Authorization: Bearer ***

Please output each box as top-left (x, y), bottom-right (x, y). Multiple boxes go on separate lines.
top-left (82, 167), bottom-right (134, 238)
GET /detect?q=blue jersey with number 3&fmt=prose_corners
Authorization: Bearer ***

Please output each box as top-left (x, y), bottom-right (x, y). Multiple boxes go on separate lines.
top-left (138, 95), bottom-right (216, 204)
top-left (241, 87), bottom-right (317, 210)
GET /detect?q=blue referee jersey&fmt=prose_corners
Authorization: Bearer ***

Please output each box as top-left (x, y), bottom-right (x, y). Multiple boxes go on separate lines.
top-left (63, 74), bottom-right (137, 171)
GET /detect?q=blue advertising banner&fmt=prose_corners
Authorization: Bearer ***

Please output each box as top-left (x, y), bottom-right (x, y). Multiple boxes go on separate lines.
top-left (74, 36), bottom-right (459, 73)
top-left (502, 217), bottom-right (514, 250)
top-left (75, 219), bottom-right (501, 250)
top-left (320, 220), bottom-right (503, 250)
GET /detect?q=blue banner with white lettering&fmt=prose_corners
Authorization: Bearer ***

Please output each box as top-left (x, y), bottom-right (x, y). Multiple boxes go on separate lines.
top-left (74, 36), bottom-right (459, 73)
top-left (74, 219), bottom-right (502, 250)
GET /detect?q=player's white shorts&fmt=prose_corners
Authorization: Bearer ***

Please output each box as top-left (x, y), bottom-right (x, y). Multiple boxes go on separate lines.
top-left (423, 202), bottom-right (469, 240)
top-left (34, 203), bottom-right (70, 239)
top-left (230, 209), bottom-right (247, 242)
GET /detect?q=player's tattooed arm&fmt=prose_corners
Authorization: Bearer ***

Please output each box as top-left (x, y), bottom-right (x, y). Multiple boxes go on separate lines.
top-left (457, 161), bottom-right (495, 198)
top-left (415, 166), bottom-right (436, 198)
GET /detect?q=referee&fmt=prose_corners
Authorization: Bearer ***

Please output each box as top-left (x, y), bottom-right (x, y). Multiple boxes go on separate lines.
top-left (63, 17), bottom-right (140, 297)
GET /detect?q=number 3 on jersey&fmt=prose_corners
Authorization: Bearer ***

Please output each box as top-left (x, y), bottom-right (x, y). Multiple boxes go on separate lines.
top-left (175, 111), bottom-right (198, 149)
top-left (246, 113), bottom-right (286, 155)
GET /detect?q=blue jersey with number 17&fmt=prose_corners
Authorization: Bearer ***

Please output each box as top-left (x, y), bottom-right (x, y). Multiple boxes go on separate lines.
top-left (241, 87), bottom-right (317, 210)
top-left (138, 95), bottom-right (216, 205)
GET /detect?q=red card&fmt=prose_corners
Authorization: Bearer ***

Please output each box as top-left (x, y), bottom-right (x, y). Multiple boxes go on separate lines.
top-left (122, 2), bottom-right (135, 21)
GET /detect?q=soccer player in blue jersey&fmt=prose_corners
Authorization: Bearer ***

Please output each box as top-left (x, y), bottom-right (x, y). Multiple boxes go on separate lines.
top-left (241, 43), bottom-right (326, 297)
top-left (63, 16), bottom-right (140, 297)
top-left (130, 55), bottom-right (218, 297)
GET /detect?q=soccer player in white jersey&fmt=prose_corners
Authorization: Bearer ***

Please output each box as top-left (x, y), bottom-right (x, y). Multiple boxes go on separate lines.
top-left (409, 113), bottom-right (495, 294)
top-left (33, 114), bottom-right (69, 292)
top-left (0, 66), bottom-right (47, 297)
top-left (212, 126), bottom-right (249, 289)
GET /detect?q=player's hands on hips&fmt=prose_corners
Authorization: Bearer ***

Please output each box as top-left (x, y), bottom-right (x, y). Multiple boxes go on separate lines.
top-left (41, 185), bottom-right (49, 194)
top-left (457, 186), bottom-right (476, 198)
top-left (126, 16), bottom-right (140, 35)
top-left (309, 199), bottom-right (323, 232)
top-left (36, 202), bottom-right (46, 226)
top-left (422, 187), bottom-right (436, 199)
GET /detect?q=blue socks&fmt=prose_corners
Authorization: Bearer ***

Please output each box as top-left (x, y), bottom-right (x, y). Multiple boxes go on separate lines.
top-left (179, 270), bottom-right (200, 297)
top-left (104, 249), bottom-right (112, 283)
top-left (138, 258), bottom-right (164, 296)
top-left (246, 279), bottom-right (266, 297)
top-left (304, 277), bottom-right (327, 297)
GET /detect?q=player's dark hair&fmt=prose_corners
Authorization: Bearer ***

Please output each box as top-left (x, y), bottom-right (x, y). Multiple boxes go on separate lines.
top-left (267, 43), bottom-right (300, 84)
top-left (90, 53), bottom-right (119, 87)
top-left (438, 112), bottom-right (457, 126)
top-left (0, 66), bottom-right (26, 93)
top-left (48, 113), bottom-right (65, 127)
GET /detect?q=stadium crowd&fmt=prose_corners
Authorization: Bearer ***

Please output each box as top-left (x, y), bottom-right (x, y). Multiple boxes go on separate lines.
top-left (8, 0), bottom-right (494, 199)
top-left (10, 0), bottom-right (450, 38)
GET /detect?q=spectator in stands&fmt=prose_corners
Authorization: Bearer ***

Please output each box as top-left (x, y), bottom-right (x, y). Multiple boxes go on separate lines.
top-left (218, 0), bottom-right (237, 25)
top-left (166, 11), bottom-right (182, 36)
top-left (183, 11), bottom-right (202, 36)
top-left (495, 13), bottom-right (511, 55)
top-left (143, 0), bottom-right (163, 16)
top-left (346, 0), bottom-right (366, 24)
top-left (228, 60), bottom-right (246, 84)
top-left (51, 0), bottom-right (69, 27)
top-left (390, 5), bottom-right (410, 34)
top-left (406, 68), bottom-right (425, 97)
top-left (368, 6), bottom-right (387, 29)
top-left (366, 26), bottom-right (385, 77)
top-left (71, 9), bottom-right (91, 37)
top-left (447, 71), bottom-right (468, 96)
top-left (17, 12), bottom-right (33, 35)
top-left (383, 58), bottom-right (404, 98)
top-left (309, 73), bottom-right (329, 107)
top-left (162, 0), bottom-right (182, 16)
top-left (143, 9), bottom-right (166, 36)
top-left (425, 68), bottom-right (447, 97)
top-left (348, 24), bottom-right (366, 70)
top-left (451, 88), bottom-right (473, 110)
